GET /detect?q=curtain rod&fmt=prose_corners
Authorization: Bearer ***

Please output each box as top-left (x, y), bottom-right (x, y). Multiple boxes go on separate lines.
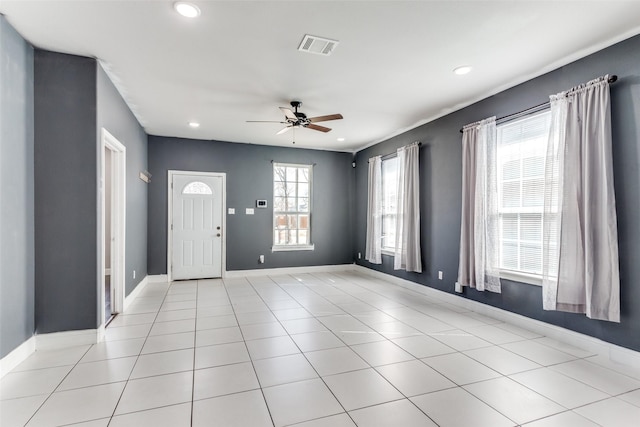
top-left (380, 141), bottom-right (421, 161)
top-left (458, 75), bottom-right (618, 133)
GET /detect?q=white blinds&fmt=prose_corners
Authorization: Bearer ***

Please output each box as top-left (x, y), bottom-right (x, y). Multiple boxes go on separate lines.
top-left (496, 111), bottom-right (551, 276)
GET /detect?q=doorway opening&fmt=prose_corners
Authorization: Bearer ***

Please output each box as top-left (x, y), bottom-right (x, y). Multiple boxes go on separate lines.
top-left (100, 129), bottom-right (126, 327)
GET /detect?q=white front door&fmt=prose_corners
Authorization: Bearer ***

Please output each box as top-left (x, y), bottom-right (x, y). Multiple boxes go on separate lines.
top-left (171, 174), bottom-right (223, 280)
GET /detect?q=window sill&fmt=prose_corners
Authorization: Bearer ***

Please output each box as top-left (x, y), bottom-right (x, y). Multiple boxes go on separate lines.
top-left (381, 249), bottom-right (395, 256)
top-left (272, 244), bottom-right (315, 252)
top-left (500, 269), bottom-right (542, 287)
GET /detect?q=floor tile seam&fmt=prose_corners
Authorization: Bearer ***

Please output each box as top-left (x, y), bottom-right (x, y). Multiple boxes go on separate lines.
top-left (497, 340), bottom-right (582, 362)
top-left (107, 400), bottom-right (191, 422)
top-left (192, 385), bottom-right (264, 404)
top-left (104, 283), bottom-right (173, 424)
top-left (451, 383), bottom-right (530, 426)
top-left (20, 340), bottom-right (96, 425)
top-left (221, 277), bottom-right (277, 427)
top-left (242, 275), bottom-right (358, 426)
top-left (545, 362), bottom-right (640, 395)
top-left (460, 348), bottom-right (545, 374)
top-left (579, 356), bottom-right (640, 382)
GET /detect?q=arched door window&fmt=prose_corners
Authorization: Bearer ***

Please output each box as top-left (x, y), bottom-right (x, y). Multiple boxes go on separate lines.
top-left (182, 181), bottom-right (213, 195)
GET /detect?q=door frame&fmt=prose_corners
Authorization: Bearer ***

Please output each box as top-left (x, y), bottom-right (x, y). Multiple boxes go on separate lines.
top-left (99, 128), bottom-right (126, 326)
top-left (167, 170), bottom-right (227, 282)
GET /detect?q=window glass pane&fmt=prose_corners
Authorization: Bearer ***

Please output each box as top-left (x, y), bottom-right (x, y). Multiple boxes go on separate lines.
top-left (520, 213), bottom-right (541, 241)
top-left (274, 166), bottom-right (286, 181)
top-left (299, 168), bottom-right (309, 183)
top-left (286, 197), bottom-right (297, 212)
top-left (274, 182), bottom-right (286, 197)
top-left (502, 182), bottom-right (521, 208)
top-left (502, 160), bottom-right (520, 180)
top-left (298, 230), bottom-right (308, 245)
top-left (299, 214), bottom-right (309, 229)
top-left (298, 183), bottom-right (309, 198)
top-left (522, 178), bottom-right (544, 207)
top-left (520, 244), bottom-right (542, 273)
top-left (501, 214), bottom-right (518, 240)
top-left (288, 215), bottom-right (298, 229)
top-left (502, 241), bottom-right (518, 270)
top-left (286, 167), bottom-right (297, 182)
top-left (297, 197), bottom-right (309, 212)
top-left (274, 197), bottom-right (286, 212)
top-left (275, 215), bottom-right (287, 229)
top-left (288, 229), bottom-right (297, 244)
top-left (523, 156), bottom-right (544, 178)
top-left (183, 181), bottom-right (212, 195)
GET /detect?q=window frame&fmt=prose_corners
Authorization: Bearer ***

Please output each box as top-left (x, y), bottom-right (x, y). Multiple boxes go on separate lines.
top-left (272, 162), bottom-right (314, 252)
top-left (496, 110), bottom-right (552, 287)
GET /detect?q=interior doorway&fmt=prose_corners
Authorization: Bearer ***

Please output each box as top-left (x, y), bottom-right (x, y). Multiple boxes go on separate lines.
top-left (100, 129), bottom-right (126, 327)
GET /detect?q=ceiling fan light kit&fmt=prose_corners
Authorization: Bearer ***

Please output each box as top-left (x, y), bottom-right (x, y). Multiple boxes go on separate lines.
top-left (247, 101), bottom-right (343, 143)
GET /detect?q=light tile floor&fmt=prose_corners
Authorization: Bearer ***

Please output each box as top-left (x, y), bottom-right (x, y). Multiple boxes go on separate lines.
top-left (2, 271), bottom-right (640, 426)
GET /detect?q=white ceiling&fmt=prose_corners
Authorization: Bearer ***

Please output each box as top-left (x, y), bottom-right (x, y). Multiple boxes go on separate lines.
top-left (2, 1), bottom-right (640, 152)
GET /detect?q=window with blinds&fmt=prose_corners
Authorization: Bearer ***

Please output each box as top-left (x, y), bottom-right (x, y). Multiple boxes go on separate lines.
top-left (497, 111), bottom-right (551, 276)
top-left (381, 156), bottom-right (398, 252)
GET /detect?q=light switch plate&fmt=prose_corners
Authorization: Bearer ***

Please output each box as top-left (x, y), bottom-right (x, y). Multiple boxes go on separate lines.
top-left (228, 208), bottom-right (235, 215)
top-left (246, 208), bottom-right (254, 215)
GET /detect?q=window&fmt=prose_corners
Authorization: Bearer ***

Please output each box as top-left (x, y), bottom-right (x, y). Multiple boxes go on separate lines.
top-left (182, 181), bottom-right (212, 195)
top-left (497, 111), bottom-right (551, 280)
top-left (381, 156), bottom-right (398, 252)
top-left (273, 163), bottom-right (313, 251)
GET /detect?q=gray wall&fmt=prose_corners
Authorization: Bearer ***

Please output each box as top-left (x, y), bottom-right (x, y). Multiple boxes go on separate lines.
top-left (147, 137), bottom-right (354, 273)
top-left (354, 34), bottom-right (640, 352)
top-left (0, 16), bottom-right (34, 358)
top-left (96, 64), bottom-right (147, 296)
top-left (34, 50), bottom-right (97, 333)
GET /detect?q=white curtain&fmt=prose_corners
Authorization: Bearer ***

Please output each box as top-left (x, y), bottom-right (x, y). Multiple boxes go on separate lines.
top-left (394, 143), bottom-right (422, 272)
top-left (365, 155), bottom-right (382, 264)
top-left (542, 75), bottom-right (620, 322)
top-left (456, 117), bottom-right (501, 293)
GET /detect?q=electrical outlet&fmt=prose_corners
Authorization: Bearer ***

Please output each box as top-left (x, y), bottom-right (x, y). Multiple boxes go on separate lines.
top-left (455, 282), bottom-right (463, 293)
top-left (358, 252), bottom-right (362, 259)
top-left (259, 255), bottom-right (265, 264)
top-left (438, 271), bottom-right (443, 280)
top-left (133, 270), bottom-right (136, 279)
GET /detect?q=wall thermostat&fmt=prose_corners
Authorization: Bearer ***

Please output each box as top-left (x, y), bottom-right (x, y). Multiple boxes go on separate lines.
top-left (256, 200), bottom-right (268, 208)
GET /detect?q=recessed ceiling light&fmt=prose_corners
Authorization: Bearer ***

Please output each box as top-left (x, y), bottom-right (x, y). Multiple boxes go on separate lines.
top-left (453, 65), bottom-right (472, 75)
top-left (188, 121), bottom-right (200, 128)
top-left (337, 137), bottom-right (345, 142)
top-left (174, 2), bottom-right (201, 18)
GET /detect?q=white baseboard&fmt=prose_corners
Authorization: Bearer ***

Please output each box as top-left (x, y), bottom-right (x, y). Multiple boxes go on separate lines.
top-left (147, 274), bottom-right (168, 283)
top-left (35, 329), bottom-right (100, 351)
top-left (353, 265), bottom-right (640, 368)
top-left (224, 264), bottom-right (354, 279)
top-left (123, 275), bottom-right (151, 311)
top-left (105, 268), bottom-right (111, 276)
top-left (0, 336), bottom-right (36, 378)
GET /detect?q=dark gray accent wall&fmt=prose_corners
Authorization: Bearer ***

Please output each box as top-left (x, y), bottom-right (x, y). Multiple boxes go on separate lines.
top-left (34, 50), bottom-right (97, 333)
top-left (0, 16), bottom-right (34, 358)
top-left (147, 137), bottom-right (353, 273)
top-left (96, 65), bottom-right (147, 296)
top-left (354, 34), bottom-right (640, 352)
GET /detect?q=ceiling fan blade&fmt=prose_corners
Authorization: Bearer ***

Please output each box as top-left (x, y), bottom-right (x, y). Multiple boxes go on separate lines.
top-left (246, 120), bottom-right (287, 123)
top-left (279, 107), bottom-right (297, 120)
top-left (306, 123), bottom-right (332, 133)
top-left (276, 126), bottom-right (292, 135)
top-left (308, 114), bottom-right (343, 123)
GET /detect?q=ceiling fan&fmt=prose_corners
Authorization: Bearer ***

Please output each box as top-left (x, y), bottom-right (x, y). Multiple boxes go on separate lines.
top-left (247, 101), bottom-right (343, 137)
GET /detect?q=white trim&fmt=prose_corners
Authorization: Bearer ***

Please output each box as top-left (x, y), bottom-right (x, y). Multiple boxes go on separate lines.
top-left (123, 275), bottom-right (149, 311)
top-left (499, 269), bottom-right (542, 286)
top-left (105, 268), bottom-right (112, 276)
top-left (353, 265), bottom-right (640, 367)
top-left (224, 264), bottom-right (353, 278)
top-left (272, 244), bottom-right (315, 252)
top-left (35, 329), bottom-right (100, 351)
top-left (99, 129), bottom-right (126, 330)
top-left (167, 171), bottom-right (227, 281)
top-left (147, 274), bottom-right (169, 283)
top-left (0, 336), bottom-right (36, 378)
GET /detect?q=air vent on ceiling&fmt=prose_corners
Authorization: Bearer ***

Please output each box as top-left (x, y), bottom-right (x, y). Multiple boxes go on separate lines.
top-left (298, 34), bottom-right (339, 56)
